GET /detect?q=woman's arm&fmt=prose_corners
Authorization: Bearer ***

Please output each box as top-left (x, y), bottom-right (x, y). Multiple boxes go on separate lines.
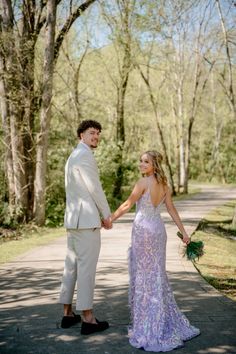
top-left (164, 186), bottom-right (190, 244)
top-left (111, 179), bottom-right (145, 222)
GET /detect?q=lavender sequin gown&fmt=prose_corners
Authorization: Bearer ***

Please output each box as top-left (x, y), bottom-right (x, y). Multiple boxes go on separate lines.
top-left (128, 189), bottom-right (200, 352)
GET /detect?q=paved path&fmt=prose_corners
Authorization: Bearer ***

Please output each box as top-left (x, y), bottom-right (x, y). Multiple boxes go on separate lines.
top-left (0, 184), bottom-right (236, 354)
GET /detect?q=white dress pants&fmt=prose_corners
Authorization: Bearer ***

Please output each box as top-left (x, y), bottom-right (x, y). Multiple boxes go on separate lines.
top-left (59, 228), bottom-right (101, 311)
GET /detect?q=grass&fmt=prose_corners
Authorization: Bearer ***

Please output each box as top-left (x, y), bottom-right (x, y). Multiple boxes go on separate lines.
top-left (0, 226), bottom-right (64, 264)
top-left (191, 201), bottom-right (236, 301)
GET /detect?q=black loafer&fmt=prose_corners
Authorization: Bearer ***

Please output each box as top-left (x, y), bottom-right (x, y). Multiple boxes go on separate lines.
top-left (61, 312), bottom-right (81, 328)
top-left (81, 318), bottom-right (109, 335)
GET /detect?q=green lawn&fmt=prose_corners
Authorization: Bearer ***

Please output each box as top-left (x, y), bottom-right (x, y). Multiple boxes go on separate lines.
top-left (0, 227), bottom-right (64, 264)
top-left (192, 201), bottom-right (236, 301)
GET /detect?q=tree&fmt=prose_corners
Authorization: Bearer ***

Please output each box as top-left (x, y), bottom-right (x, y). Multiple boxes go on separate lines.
top-left (216, 0), bottom-right (236, 121)
top-left (162, 0), bottom-right (220, 192)
top-left (100, 0), bottom-right (135, 198)
top-left (33, 0), bottom-right (57, 225)
top-left (0, 0), bottom-right (97, 225)
top-left (135, 60), bottom-right (177, 195)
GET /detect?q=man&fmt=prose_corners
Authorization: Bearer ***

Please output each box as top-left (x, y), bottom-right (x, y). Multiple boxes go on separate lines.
top-left (59, 120), bottom-right (112, 335)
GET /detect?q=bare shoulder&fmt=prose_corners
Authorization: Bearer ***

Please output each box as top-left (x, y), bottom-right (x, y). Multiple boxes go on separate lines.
top-left (163, 184), bottom-right (174, 204)
top-left (137, 177), bottom-right (148, 189)
top-left (164, 184), bottom-right (171, 193)
top-left (132, 177), bottom-right (147, 194)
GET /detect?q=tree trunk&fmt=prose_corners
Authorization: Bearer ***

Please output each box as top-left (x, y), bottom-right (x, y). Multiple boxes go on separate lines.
top-left (184, 48), bottom-right (200, 194)
top-left (176, 74), bottom-right (185, 192)
top-left (112, 1), bottom-right (132, 199)
top-left (232, 206), bottom-right (236, 229)
top-left (0, 0), bottom-right (29, 220)
top-left (0, 57), bottom-right (15, 211)
top-left (170, 93), bottom-right (180, 192)
top-left (209, 71), bottom-right (223, 180)
top-left (18, 1), bottom-right (37, 220)
top-left (169, 45), bottom-right (186, 194)
top-left (34, 0), bottom-right (57, 225)
top-left (113, 55), bottom-right (130, 199)
top-left (0, 2), bottom-right (15, 212)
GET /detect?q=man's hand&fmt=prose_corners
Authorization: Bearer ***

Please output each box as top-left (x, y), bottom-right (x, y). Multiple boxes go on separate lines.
top-left (102, 217), bottom-right (112, 230)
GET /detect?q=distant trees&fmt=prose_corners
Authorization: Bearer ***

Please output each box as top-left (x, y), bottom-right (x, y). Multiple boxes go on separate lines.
top-left (0, 0), bottom-right (235, 227)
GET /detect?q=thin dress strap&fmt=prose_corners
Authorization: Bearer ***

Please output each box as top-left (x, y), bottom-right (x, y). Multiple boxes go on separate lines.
top-left (146, 176), bottom-right (151, 192)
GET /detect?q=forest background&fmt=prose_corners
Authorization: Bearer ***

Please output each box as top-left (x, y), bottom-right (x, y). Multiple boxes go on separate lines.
top-left (0, 0), bottom-right (236, 229)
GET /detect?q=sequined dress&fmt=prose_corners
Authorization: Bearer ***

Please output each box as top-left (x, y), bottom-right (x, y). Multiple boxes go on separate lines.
top-left (128, 189), bottom-right (200, 352)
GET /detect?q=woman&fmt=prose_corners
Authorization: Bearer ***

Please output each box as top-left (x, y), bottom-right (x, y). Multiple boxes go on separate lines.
top-left (111, 150), bottom-right (200, 352)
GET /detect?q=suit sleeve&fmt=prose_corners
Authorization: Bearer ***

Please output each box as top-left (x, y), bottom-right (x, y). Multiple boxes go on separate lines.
top-left (75, 150), bottom-right (111, 219)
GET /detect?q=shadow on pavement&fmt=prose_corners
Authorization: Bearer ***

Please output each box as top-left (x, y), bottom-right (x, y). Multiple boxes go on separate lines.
top-left (0, 264), bottom-right (236, 354)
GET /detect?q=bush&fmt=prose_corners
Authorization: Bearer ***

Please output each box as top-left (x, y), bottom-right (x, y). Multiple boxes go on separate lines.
top-left (96, 139), bottom-right (139, 210)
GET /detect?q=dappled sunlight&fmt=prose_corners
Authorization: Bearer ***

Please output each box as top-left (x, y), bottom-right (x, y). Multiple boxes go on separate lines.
top-left (0, 261), bottom-right (235, 353)
top-left (198, 345), bottom-right (235, 353)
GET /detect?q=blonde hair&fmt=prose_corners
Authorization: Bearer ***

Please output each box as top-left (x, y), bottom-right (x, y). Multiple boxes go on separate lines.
top-left (143, 150), bottom-right (167, 185)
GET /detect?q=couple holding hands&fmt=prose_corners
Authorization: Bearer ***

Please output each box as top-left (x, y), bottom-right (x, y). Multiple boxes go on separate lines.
top-left (59, 120), bottom-right (200, 352)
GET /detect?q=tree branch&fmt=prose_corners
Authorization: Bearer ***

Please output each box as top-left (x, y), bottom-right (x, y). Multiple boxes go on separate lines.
top-left (35, 0), bottom-right (65, 38)
top-left (54, 0), bottom-right (97, 64)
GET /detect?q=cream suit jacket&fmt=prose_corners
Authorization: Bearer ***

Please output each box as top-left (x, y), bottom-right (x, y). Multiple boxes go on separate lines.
top-left (64, 142), bottom-right (111, 229)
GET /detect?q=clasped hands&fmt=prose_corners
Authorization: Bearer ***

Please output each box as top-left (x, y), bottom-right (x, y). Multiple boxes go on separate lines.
top-left (101, 216), bottom-right (113, 230)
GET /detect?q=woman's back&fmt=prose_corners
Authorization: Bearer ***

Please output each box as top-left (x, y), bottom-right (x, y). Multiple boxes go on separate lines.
top-left (142, 176), bottom-right (166, 208)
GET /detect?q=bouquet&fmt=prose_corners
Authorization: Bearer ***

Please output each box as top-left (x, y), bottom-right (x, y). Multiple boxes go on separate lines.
top-left (177, 231), bottom-right (204, 261)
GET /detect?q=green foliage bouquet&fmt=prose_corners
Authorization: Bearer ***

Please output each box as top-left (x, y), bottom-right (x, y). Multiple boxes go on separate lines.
top-left (177, 232), bottom-right (204, 261)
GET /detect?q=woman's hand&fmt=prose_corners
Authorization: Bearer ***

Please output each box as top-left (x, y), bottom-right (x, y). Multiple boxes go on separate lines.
top-left (182, 233), bottom-right (191, 245)
top-left (110, 213), bottom-right (115, 223)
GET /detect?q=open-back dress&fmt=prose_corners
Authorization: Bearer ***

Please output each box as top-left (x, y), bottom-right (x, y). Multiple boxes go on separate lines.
top-left (128, 185), bottom-right (200, 352)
